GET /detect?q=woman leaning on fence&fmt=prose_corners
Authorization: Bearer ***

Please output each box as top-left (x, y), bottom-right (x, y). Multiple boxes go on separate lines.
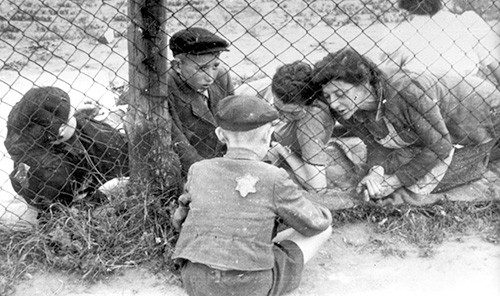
top-left (266, 61), bottom-right (365, 194)
top-left (312, 47), bottom-right (500, 205)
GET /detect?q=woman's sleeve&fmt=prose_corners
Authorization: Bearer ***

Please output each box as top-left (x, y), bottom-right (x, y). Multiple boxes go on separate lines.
top-left (297, 105), bottom-right (334, 165)
top-left (388, 82), bottom-right (454, 186)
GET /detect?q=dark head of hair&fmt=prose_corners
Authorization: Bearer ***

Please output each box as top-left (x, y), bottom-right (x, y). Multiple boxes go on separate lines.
top-left (5, 86), bottom-right (72, 155)
top-left (312, 47), bottom-right (384, 96)
top-left (12, 86), bottom-right (71, 129)
top-left (398, 0), bottom-right (443, 16)
top-left (271, 61), bottom-right (319, 106)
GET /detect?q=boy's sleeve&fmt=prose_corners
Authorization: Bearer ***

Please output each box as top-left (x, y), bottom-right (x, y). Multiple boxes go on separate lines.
top-left (171, 119), bottom-right (204, 172)
top-left (273, 171), bottom-right (332, 236)
top-left (168, 99), bottom-right (204, 174)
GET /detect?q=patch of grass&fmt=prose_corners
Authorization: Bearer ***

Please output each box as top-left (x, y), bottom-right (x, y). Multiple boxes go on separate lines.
top-left (0, 190), bottom-right (180, 296)
top-left (331, 199), bottom-right (500, 250)
top-left (1, 195), bottom-right (499, 295)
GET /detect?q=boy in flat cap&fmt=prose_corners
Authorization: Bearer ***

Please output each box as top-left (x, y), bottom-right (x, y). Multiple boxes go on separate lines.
top-left (4, 87), bottom-right (129, 211)
top-left (167, 27), bottom-right (234, 175)
top-left (172, 95), bottom-right (332, 296)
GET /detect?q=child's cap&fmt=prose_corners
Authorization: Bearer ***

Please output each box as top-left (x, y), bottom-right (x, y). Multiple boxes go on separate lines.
top-left (169, 27), bottom-right (229, 56)
top-left (11, 86), bottom-right (72, 129)
top-left (215, 95), bottom-right (279, 131)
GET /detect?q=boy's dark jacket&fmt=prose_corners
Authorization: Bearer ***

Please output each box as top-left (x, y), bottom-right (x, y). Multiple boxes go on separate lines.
top-left (167, 67), bottom-right (234, 174)
top-left (5, 88), bottom-right (128, 210)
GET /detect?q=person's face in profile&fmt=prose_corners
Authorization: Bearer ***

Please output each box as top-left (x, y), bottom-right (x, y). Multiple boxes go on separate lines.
top-left (322, 80), bottom-right (374, 120)
top-left (175, 53), bottom-right (221, 92)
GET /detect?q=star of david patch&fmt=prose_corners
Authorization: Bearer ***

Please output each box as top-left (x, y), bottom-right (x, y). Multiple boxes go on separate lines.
top-left (235, 174), bottom-right (259, 197)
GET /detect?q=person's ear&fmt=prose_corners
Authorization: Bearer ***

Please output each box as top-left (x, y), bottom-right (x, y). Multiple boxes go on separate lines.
top-left (215, 127), bottom-right (227, 143)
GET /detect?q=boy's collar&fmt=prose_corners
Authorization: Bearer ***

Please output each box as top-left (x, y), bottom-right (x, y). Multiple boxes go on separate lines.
top-left (171, 69), bottom-right (204, 94)
top-left (224, 147), bottom-right (262, 161)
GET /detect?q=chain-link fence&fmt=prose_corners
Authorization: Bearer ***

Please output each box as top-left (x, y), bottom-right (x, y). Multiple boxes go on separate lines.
top-left (0, 0), bottom-right (499, 230)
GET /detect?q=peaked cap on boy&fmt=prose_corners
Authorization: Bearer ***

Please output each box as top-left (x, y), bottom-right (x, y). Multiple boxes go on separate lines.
top-left (169, 27), bottom-right (229, 56)
top-left (215, 95), bottom-right (279, 131)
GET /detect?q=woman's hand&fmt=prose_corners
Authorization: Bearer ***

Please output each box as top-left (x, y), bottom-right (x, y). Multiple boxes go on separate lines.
top-left (356, 166), bottom-right (402, 201)
top-left (357, 165), bottom-right (384, 201)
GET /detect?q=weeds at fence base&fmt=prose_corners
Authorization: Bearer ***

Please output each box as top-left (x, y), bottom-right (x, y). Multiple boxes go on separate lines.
top-left (331, 199), bottom-right (500, 250)
top-left (0, 189), bottom-right (180, 296)
top-left (1, 198), bottom-right (499, 295)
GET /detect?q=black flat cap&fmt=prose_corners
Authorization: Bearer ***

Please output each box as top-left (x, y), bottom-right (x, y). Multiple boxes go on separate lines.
top-left (169, 27), bottom-right (229, 56)
top-left (215, 95), bottom-right (279, 131)
top-left (9, 86), bottom-right (71, 129)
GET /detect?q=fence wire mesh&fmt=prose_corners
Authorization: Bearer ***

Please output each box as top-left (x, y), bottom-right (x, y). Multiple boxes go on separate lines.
top-left (0, 0), bottom-right (499, 231)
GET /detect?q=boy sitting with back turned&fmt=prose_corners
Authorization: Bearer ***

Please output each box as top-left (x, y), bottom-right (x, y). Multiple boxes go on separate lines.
top-left (171, 94), bottom-right (333, 296)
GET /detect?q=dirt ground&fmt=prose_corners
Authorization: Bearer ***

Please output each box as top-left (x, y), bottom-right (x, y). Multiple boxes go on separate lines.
top-left (12, 222), bottom-right (500, 296)
top-left (1, 19), bottom-right (500, 296)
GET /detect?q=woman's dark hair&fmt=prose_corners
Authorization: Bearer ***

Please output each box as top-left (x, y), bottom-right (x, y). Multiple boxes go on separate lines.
top-left (398, 0), bottom-right (443, 16)
top-left (271, 61), bottom-right (319, 105)
top-left (312, 47), bottom-right (385, 98)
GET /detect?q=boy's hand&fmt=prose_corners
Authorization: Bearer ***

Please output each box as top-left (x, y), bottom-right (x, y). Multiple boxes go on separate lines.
top-left (266, 141), bottom-right (290, 165)
top-left (172, 205), bottom-right (189, 231)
